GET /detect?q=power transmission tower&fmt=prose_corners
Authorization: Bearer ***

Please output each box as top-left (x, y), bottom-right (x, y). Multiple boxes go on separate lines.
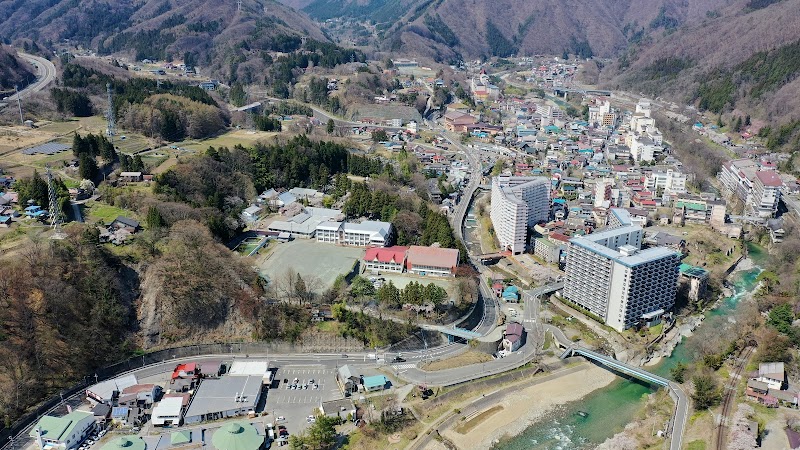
top-left (237, 0), bottom-right (242, 11)
top-left (15, 85), bottom-right (23, 124)
top-left (105, 83), bottom-right (115, 141)
top-left (45, 166), bottom-right (65, 239)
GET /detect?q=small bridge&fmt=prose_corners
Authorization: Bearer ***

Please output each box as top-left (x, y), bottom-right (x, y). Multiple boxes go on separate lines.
top-left (560, 346), bottom-right (669, 386)
top-left (425, 325), bottom-right (483, 342)
top-left (475, 251), bottom-right (511, 262)
top-left (524, 282), bottom-right (564, 299)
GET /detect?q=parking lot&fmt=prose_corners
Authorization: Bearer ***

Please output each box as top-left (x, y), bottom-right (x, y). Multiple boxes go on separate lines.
top-left (264, 366), bottom-right (342, 433)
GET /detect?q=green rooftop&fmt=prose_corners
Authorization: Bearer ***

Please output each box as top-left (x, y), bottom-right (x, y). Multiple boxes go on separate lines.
top-left (679, 263), bottom-right (708, 278)
top-left (363, 375), bottom-right (389, 390)
top-left (170, 431), bottom-right (192, 446)
top-left (30, 411), bottom-right (93, 442)
top-left (211, 422), bottom-right (264, 450)
top-left (100, 436), bottom-right (146, 450)
top-left (675, 201), bottom-right (706, 211)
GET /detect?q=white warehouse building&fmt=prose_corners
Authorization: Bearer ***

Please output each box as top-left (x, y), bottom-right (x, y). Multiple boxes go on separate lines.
top-left (490, 176), bottom-right (549, 254)
top-left (563, 209), bottom-right (679, 332)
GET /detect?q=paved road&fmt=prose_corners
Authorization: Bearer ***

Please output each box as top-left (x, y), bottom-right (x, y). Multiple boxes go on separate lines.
top-left (3, 52), bottom-right (56, 102)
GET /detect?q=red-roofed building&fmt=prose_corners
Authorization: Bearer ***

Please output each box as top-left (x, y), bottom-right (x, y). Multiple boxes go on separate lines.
top-left (406, 246), bottom-right (459, 277)
top-left (549, 233), bottom-right (570, 244)
top-left (502, 322), bottom-right (525, 352)
top-left (171, 363), bottom-right (200, 380)
top-left (363, 246), bottom-right (408, 274)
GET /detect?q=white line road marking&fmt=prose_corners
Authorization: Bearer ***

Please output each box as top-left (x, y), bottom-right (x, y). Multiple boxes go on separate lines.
top-left (392, 363), bottom-right (416, 370)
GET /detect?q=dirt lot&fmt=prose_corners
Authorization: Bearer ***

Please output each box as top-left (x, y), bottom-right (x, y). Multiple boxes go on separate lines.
top-left (420, 350), bottom-right (493, 371)
top-left (256, 239), bottom-right (363, 292)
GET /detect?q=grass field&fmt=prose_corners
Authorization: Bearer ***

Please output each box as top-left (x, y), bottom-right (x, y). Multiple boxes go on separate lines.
top-left (37, 120), bottom-right (82, 134)
top-left (176, 129), bottom-right (280, 152)
top-left (84, 201), bottom-right (136, 224)
top-left (115, 134), bottom-right (153, 154)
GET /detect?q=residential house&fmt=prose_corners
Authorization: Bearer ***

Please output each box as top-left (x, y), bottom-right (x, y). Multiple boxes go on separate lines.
top-left (363, 375), bottom-right (389, 392)
top-left (241, 205), bottom-right (262, 224)
top-left (87, 374), bottom-right (138, 404)
top-left (171, 363), bottom-right (201, 381)
top-left (119, 172), bottom-right (143, 182)
top-left (501, 322), bottom-right (525, 352)
top-left (319, 399), bottom-right (357, 421)
top-left (337, 365), bottom-right (360, 395)
top-left (757, 362), bottom-right (786, 390)
top-left (109, 216), bottom-right (140, 233)
top-left (120, 384), bottom-right (162, 407)
top-left (91, 403), bottom-right (111, 425)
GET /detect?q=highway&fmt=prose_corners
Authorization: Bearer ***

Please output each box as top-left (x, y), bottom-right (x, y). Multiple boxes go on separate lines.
top-left (3, 52), bottom-right (57, 103)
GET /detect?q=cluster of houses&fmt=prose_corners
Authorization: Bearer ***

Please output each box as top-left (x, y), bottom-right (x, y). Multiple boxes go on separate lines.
top-left (28, 357), bottom-right (371, 450)
top-left (746, 362), bottom-right (799, 408)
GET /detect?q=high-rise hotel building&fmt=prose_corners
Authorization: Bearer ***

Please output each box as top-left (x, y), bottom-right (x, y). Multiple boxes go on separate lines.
top-left (563, 208), bottom-right (679, 331)
top-left (490, 176), bottom-right (550, 254)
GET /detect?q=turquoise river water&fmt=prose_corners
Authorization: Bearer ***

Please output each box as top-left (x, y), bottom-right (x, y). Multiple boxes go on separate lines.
top-left (496, 245), bottom-right (765, 450)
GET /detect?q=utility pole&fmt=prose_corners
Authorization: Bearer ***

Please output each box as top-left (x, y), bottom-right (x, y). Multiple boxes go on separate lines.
top-left (14, 85), bottom-right (23, 124)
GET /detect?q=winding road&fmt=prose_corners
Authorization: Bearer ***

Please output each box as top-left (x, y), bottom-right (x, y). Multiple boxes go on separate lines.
top-left (2, 52), bottom-right (56, 104)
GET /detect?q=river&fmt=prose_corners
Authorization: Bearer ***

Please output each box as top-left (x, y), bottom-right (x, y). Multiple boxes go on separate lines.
top-left (495, 243), bottom-right (765, 450)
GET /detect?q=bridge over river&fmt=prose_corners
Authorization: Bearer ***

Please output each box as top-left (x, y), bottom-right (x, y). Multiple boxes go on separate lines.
top-left (559, 345), bottom-right (688, 450)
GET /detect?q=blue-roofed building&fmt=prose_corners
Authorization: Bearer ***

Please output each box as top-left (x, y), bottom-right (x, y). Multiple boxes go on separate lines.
top-left (362, 375), bottom-right (389, 392)
top-left (111, 407), bottom-right (130, 425)
top-left (502, 285), bottom-right (520, 302)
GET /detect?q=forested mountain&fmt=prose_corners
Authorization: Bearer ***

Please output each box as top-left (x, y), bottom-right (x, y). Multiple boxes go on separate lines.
top-left (0, 0), bottom-right (327, 83)
top-left (292, 0), bottom-right (730, 60)
top-left (0, 44), bottom-right (33, 91)
top-left (603, 0), bottom-right (800, 123)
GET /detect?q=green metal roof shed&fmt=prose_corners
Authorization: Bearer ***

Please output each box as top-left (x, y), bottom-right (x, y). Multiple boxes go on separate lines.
top-left (210, 422), bottom-right (264, 450)
top-left (100, 436), bottom-right (146, 450)
top-left (30, 411), bottom-right (94, 443)
top-left (363, 375), bottom-right (388, 391)
top-left (170, 431), bottom-right (192, 446)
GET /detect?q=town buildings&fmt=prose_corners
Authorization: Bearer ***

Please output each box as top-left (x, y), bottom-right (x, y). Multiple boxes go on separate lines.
top-left (183, 376), bottom-right (263, 424)
top-left (718, 159), bottom-right (782, 218)
top-left (490, 175), bottom-right (550, 254)
top-left (644, 170), bottom-right (687, 195)
top-left (563, 208), bottom-right (679, 331)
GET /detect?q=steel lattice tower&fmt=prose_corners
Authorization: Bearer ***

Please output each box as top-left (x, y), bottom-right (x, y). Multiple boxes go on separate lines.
top-left (105, 83), bottom-right (116, 140)
top-left (45, 166), bottom-right (64, 237)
